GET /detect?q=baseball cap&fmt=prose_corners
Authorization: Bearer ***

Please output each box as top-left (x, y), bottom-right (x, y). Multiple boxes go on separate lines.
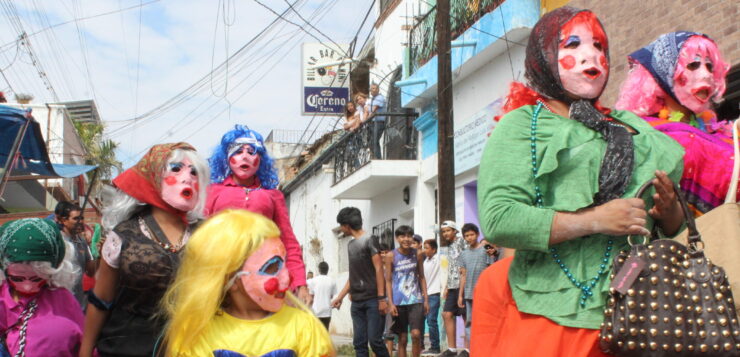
top-left (440, 220), bottom-right (457, 231)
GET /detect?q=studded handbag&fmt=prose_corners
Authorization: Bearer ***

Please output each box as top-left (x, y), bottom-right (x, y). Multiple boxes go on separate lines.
top-left (599, 178), bottom-right (740, 356)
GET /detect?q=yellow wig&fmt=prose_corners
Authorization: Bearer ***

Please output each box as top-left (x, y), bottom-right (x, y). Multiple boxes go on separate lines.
top-left (161, 209), bottom-right (295, 355)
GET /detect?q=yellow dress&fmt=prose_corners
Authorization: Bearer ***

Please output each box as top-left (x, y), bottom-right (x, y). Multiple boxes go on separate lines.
top-left (178, 305), bottom-right (333, 357)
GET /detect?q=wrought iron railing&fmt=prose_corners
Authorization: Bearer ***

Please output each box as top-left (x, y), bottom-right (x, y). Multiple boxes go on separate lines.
top-left (372, 218), bottom-right (397, 251)
top-left (408, 0), bottom-right (505, 74)
top-left (332, 111), bottom-right (418, 184)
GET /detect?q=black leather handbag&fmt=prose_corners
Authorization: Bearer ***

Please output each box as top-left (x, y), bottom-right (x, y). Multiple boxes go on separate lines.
top-left (599, 179), bottom-right (740, 356)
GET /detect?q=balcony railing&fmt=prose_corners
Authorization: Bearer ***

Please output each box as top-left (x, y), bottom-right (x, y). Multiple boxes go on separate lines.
top-left (372, 218), bottom-right (397, 251)
top-left (332, 110), bottom-right (418, 184)
top-left (408, 0), bottom-right (505, 74)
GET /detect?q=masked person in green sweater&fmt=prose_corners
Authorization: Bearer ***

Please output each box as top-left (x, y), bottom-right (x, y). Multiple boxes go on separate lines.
top-left (471, 7), bottom-right (685, 356)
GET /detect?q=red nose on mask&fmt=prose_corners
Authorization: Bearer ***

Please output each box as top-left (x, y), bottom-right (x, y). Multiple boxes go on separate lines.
top-left (263, 276), bottom-right (292, 295)
top-left (264, 278), bottom-right (279, 294)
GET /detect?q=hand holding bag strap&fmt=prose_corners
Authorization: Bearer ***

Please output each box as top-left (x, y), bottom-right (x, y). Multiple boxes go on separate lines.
top-left (632, 178), bottom-right (701, 250)
top-left (725, 119), bottom-right (740, 204)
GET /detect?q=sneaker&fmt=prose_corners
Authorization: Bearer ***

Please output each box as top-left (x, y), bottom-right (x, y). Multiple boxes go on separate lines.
top-left (422, 348), bottom-right (441, 355)
top-left (456, 350), bottom-right (470, 357)
top-left (438, 350), bottom-right (457, 357)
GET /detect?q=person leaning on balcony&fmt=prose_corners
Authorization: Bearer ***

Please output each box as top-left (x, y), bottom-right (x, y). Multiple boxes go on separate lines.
top-left (364, 83), bottom-right (387, 159)
top-left (355, 93), bottom-right (369, 124)
top-left (343, 101), bottom-right (361, 132)
top-left (473, 7), bottom-right (684, 356)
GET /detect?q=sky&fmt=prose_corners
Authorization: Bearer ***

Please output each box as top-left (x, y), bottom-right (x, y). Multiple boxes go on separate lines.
top-left (0, 0), bottom-right (375, 170)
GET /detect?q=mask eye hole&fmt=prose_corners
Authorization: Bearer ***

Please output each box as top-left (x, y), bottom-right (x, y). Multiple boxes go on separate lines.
top-left (8, 275), bottom-right (25, 282)
top-left (259, 256), bottom-right (284, 276)
top-left (705, 62), bottom-right (714, 73)
top-left (29, 277), bottom-right (44, 283)
top-left (687, 61), bottom-right (701, 71)
top-left (169, 162), bottom-right (183, 173)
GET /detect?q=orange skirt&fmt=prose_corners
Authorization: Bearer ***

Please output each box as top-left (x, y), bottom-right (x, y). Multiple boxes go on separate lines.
top-left (470, 256), bottom-right (612, 357)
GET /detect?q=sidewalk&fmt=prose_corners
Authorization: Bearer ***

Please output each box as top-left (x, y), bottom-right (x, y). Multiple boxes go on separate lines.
top-left (332, 333), bottom-right (441, 356)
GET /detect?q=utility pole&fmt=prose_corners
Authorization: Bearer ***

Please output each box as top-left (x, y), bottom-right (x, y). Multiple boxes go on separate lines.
top-left (436, 0), bottom-right (455, 243)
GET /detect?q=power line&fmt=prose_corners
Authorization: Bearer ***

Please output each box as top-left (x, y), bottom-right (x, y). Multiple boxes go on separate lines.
top-left (252, 0), bottom-right (348, 58)
top-left (72, 0), bottom-right (98, 103)
top-left (105, 0), bottom-right (305, 134)
top-left (177, 0), bottom-right (340, 144)
top-left (282, 0), bottom-right (347, 57)
top-left (0, 0), bottom-right (160, 50)
top-left (0, 0), bottom-right (60, 101)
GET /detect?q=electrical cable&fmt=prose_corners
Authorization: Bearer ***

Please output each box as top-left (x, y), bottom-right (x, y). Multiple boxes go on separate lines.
top-left (252, 0), bottom-right (348, 58)
top-left (123, 0), bottom-right (334, 155)
top-left (104, 0), bottom-right (306, 135)
top-left (0, 0), bottom-right (160, 50)
top-left (282, 0), bottom-right (347, 57)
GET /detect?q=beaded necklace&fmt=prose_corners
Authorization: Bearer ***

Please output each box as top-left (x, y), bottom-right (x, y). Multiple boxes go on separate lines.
top-left (244, 184), bottom-right (262, 201)
top-left (531, 101), bottom-right (614, 308)
top-left (139, 215), bottom-right (188, 253)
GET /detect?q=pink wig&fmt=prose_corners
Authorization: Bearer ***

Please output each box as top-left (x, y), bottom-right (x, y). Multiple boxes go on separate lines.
top-left (616, 35), bottom-right (729, 116)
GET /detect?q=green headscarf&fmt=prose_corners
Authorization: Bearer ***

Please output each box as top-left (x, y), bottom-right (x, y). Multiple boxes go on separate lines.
top-left (0, 218), bottom-right (66, 268)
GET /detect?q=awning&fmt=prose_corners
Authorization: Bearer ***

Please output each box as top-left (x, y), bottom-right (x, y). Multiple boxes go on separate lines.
top-left (0, 105), bottom-right (97, 180)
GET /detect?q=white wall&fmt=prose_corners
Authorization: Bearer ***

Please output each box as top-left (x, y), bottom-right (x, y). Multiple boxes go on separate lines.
top-left (371, 0), bottom-right (425, 92)
top-left (452, 44), bottom-right (527, 124)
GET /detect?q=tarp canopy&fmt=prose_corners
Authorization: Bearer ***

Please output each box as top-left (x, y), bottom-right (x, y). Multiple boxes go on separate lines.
top-left (0, 105), bottom-right (97, 179)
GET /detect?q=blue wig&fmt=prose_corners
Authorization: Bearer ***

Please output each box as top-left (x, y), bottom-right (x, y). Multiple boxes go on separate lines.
top-left (209, 125), bottom-right (280, 189)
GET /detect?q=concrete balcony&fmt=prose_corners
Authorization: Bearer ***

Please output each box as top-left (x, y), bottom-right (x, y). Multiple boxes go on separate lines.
top-left (330, 158), bottom-right (419, 199)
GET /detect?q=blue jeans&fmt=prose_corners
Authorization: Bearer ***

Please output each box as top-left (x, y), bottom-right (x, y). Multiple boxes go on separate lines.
top-left (465, 299), bottom-right (474, 339)
top-left (426, 293), bottom-right (441, 350)
top-left (351, 299), bottom-right (389, 357)
top-left (371, 120), bottom-right (385, 159)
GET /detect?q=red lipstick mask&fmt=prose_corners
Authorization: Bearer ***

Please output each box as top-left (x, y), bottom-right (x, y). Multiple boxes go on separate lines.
top-left (229, 237), bottom-right (291, 312)
top-left (160, 158), bottom-right (199, 212)
top-left (674, 53), bottom-right (716, 114)
top-left (228, 145), bottom-right (261, 182)
top-left (5, 263), bottom-right (49, 296)
top-left (557, 23), bottom-right (608, 99)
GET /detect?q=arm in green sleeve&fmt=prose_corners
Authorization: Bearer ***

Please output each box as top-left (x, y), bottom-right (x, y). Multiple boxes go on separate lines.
top-left (477, 111), bottom-right (555, 253)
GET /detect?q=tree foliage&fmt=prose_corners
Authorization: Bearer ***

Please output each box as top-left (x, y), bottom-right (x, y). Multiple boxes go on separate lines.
top-left (73, 120), bottom-right (122, 195)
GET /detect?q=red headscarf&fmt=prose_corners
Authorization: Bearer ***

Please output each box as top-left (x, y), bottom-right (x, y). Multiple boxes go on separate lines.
top-left (112, 142), bottom-right (196, 222)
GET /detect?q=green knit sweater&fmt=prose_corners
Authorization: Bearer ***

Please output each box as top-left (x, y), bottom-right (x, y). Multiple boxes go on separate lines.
top-left (477, 105), bottom-right (684, 329)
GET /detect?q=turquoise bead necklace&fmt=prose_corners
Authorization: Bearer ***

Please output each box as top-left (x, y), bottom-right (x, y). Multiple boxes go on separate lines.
top-left (530, 101), bottom-right (614, 308)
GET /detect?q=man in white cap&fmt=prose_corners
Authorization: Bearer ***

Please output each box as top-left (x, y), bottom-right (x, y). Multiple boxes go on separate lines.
top-left (439, 221), bottom-right (469, 357)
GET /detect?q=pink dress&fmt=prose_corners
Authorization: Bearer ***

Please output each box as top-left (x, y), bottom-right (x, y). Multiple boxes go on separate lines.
top-left (645, 117), bottom-right (739, 214)
top-left (0, 282), bottom-right (84, 356)
top-left (205, 176), bottom-right (307, 288)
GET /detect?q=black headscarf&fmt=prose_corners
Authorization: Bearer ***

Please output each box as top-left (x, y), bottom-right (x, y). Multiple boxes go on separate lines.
top-left (524, 6), bottom-right (634, 205)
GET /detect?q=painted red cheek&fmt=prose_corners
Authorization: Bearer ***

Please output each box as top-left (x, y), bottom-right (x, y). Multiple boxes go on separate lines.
top-left (194, 183), bottom-right (199, 191)
top-left (264, 278), bottom-right (279, 294)
top-left (599, 55), bottom-right (608, 69)
top-left (164, 176), bottom-right (177, 185)
top-left (676, 75), bottom-right (687, 86)
top-left (559, 55), bottom-right (576, 70)
top-left (229, 157), bottom-right (237, 165)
